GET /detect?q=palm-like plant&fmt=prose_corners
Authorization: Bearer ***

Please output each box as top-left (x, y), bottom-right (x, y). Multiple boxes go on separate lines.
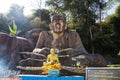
top-left (8, 21), bottom-right (17, 36)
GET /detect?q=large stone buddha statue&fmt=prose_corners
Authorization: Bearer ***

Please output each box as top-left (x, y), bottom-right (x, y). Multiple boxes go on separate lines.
top-left (33, 14), bottom-right (88, 57)
top-left (32, 14), bottom-right (91, 66)
top-left (19, 14), bottom-right (107, 69)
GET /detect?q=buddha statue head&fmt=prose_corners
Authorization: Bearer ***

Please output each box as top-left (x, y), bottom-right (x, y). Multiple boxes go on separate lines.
top-left (49, 14), bottom-right (67, 34)
top-left (50, 48), bottom-right (55, 55)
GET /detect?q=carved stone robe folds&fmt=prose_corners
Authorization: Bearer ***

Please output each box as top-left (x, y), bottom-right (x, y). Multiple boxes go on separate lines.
top-left (35, 30), bottom-right (90, 66)
top-left (36, 30), bottom-right (88, 55)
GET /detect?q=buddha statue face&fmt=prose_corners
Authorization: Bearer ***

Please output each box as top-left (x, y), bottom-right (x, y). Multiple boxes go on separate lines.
top-left (49, 14), bottom-right (67, 33)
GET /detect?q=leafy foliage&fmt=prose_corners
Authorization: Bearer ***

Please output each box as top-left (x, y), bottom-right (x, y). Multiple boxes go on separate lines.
top-left (30, 17), bottom-right (48, 29)
top-left (46, 0), bottom-right (107, 53)
top-left (94, 4), bottom-right (120, 56)
top-left (29, 9), bottom-right (50, 30)
top-left (8, 21), bottom-right (18, 36)
top-left (118, 51), bottom-right (120, 56)
top-left (32, 9), bottom-right (50, 24)
top-left (0, 14), bottom-right (11, 33)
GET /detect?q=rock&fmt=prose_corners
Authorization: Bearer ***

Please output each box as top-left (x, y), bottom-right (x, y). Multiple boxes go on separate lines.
top-left (72, 54), bottom-right (90, 65)
top-left (72, 53), bottom-right (107, 67)
top-left (59, 55), bottom-right (73, 66)
top-left (16, 36), bottom-right (34, 52)
top-left (19, 52), bottom-right (46, 59)
top-left (19, 58), bottom-right (45, 67)
top-left (18, 52), bottom-right (46, 67)
top-left (89, 54), bottom-right (107, 67)
top-left (0, 33), bottom-right (34, 68)
top-left (16, 66), bottom-right (85, 76)
top-left (61, 66), bottom-right (85, 76)
top-left (25, 28), bottom-right (42, 48)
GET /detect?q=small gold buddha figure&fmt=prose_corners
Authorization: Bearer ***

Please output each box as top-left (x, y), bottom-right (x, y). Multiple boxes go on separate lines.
top-left (42, 48), bottom-right (61, 74)
top-left (76, 61), bottom-right (82, 68)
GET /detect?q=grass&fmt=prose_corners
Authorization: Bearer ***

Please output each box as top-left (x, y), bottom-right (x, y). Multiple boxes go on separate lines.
top-left (107, 64), bottom-right (120, 67)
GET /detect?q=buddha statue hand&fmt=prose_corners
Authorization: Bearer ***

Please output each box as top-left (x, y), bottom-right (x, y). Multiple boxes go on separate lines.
top-left (33, 48), bottom-right (41, 53)
top-left (59, 48), bottom-right (74, 56)
top-left (33, 47), bottom-right (50, 56)
top-left (50, 60), bottom-right (58, 65)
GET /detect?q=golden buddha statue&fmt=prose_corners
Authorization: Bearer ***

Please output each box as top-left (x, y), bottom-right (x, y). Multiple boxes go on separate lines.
top-left (42, 49), bottom-right (61, 74)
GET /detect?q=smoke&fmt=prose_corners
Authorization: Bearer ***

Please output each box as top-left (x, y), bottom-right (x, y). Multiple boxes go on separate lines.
top-left (0, 33), bottom-right (21, 78)
top-left (0, 60), bottom-right (20, 78)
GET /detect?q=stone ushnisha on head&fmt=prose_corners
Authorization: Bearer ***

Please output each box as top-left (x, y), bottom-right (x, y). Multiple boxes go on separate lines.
top-left (50, 14), bottom-right (66, 23)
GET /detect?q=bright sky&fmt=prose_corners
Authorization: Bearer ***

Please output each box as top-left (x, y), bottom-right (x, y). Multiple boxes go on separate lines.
top-left (0, 0), bottom-right (46, 16)
top-left (0, 0), bottom-right (118, 16)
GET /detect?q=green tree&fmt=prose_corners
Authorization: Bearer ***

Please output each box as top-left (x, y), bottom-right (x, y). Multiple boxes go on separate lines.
top-left (108, 5), bottom-right (120, 53)
top-left (92, 22), bottom-right (116, 55)
top-left (0, 13), bottom-right (10, 33)
top-left (46, 0), bottom-right (107, 53)
top-left (28, 9), bottom-right (50, 30)
top-left (30, 17), bottom-right (48, 29)
top-left (32, 9), bottom-right (50, 23)
top-left (95, 5), bottom-right (120, 56)
top-left (8, 4), bottom-right (28, 35)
